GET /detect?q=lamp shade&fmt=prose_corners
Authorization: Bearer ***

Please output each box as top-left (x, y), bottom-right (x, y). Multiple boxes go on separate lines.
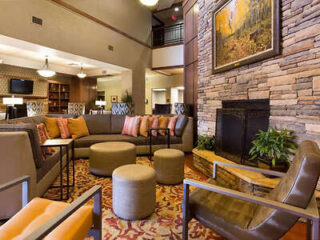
top-left (3, 97), bottom-right (23, 105)
top-left (95, 100), bottom-right (106, 106)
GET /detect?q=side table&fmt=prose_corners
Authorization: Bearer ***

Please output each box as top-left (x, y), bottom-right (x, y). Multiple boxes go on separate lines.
top-left (41, 139), bottom-right (75, 200)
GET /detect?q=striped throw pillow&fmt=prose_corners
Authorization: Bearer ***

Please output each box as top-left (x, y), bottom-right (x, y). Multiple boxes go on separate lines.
top-left (168, 116), bottom-right (178, 136)
top-left (149, 116), bottom-right (159, 136)
top-left (122, 116), bottom-right (141, 137)
top-left (57, 117), bottom-right (71, 139)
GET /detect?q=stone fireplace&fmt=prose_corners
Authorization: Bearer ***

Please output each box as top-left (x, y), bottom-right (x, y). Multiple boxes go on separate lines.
top-left (215, 99), bottom-right (270, 165)
top-left (197, 0), bottom-right (320, 147)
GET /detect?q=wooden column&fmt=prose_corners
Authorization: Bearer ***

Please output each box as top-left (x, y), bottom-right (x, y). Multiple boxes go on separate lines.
top-left (183, 0), bottom-right (198, 140)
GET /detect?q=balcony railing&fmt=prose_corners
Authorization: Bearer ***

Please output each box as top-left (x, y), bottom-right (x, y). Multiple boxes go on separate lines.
top-left (152, 23), bottom-right (184, 47)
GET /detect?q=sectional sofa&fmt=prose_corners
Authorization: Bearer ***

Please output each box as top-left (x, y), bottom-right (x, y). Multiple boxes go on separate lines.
top-left (0, 114), bottom-right (193, 219)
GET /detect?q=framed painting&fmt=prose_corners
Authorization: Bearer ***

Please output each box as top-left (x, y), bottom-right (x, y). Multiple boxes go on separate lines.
top-left (212, 0), bottom-right (280, 73)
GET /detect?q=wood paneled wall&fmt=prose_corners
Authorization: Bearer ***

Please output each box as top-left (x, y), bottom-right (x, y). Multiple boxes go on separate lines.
top-left (183, 0), bottom-right (198, 139)
top-left (70, 77), bottom-right (97, 113)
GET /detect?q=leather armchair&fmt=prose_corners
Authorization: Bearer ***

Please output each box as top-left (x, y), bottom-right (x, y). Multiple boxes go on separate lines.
top-left (183, 140), bottom-right (320, 240)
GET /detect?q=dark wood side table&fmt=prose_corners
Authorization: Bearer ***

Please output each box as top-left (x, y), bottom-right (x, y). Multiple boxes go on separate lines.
top-left (41, 139), bottom-right (75, 200)
top-left (149, 128), bottom-right (171, 160)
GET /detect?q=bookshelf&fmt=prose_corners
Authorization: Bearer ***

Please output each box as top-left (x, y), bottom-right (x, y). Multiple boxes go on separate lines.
top-left (48, 83), bottom-right (70, 113)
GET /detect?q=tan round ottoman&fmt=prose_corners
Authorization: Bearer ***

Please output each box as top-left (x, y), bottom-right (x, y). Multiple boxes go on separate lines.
top-left (154, 148), bottom-right (185, 184)
top-left (112, 164), bottom-right (156, 220)
top-left (89, 142), bottom-right (136, 176)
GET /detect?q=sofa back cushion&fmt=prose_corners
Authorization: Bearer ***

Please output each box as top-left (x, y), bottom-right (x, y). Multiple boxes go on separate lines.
top-left (83, 115), bottom-right (111, 134)
top-left (111, 115), bottom-right (126, 134)
top-left (175, 115), bottom-right (188, 137)
top-left (0, 123), bottom-right (44, 168)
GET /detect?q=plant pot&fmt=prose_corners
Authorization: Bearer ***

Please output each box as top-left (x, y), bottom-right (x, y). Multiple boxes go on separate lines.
top-left (257, 158), bottom-right (289, 178)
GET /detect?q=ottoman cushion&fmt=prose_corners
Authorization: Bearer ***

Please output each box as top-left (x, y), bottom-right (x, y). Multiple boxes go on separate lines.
top-left (154, 148), bottom-right (185, 184)
top-left (112, 164), bottom-right (156, 220)
top-left (89, 142), bottom-right (136, 176)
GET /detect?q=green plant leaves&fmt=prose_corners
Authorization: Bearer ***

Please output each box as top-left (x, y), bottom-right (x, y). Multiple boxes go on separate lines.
top-left (249, 126), bottom-right (297, 167)
top-left (197, 135), bottom-right (215, 151)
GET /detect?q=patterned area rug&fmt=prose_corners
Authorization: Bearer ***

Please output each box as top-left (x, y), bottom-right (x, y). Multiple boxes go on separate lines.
top-left (44, 157), bottom-right (224, 240)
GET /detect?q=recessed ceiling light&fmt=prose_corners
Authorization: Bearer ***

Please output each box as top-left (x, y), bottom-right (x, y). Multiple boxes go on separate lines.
top-left (174, 7), bottom-right (179, 12)
top-left (140, 0), bottom-right (159, 7)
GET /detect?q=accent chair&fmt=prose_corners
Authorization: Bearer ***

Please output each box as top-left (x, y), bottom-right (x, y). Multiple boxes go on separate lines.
top-left (68, 102), bottom-right (85, 115)
top-left (0, 176), bottom-right (102, 240)
top-left (182, 140), bottom-right (320, 240)
top-left (27, 102), bottom-right (45, 117)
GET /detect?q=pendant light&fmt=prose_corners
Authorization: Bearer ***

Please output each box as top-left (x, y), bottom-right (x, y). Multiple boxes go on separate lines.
top-left (140, 0), bottom-right (159, 7)
top-left (37, 56), bottom-right (56, 78)
top-left (77, 65), bottom-right (87, 78)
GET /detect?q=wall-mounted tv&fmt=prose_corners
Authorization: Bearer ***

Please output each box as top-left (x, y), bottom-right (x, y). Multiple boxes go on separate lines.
top-left (10, 79), bottom-right (34, 94)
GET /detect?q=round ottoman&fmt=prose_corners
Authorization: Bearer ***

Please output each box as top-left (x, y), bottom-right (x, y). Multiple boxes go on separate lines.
top-left (112, 164), bottom-right (156, 220)
top-left (154, 148), bottom-right (184, 184)
top-left (89, 142), bottom-right (136, 176)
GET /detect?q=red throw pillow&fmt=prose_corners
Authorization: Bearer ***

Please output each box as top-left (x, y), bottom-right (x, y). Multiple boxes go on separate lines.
top-left (36, 123), bottom-right (54, 159)
top-left (122, 116), bottom-right (141, 137)
top-left (57, 117), bottom-right (71, 139)
top-left (168, 116), bottom-right (178, 136)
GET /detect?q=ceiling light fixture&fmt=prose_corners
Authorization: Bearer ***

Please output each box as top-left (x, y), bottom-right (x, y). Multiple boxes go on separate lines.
top-left (37, 56), bottom-right (56, 78)
top-left (139, 0), bottom-right (159, 7)
top-left (174, 7), bottom-right (179, 12)
top-left (77, 65), bottom-right (87, 78)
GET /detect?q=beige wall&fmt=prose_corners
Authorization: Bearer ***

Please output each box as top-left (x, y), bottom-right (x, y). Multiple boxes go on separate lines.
top-left (145, 74), bottom-right (183, 114)
top-left (0, 0), bottom-right (152, 114)
top-left (97, 76), bottom-right (122, 110)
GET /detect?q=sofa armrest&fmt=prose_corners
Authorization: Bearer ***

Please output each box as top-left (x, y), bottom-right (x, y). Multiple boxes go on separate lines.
top-left (182, 117), bottom-right (193, 152)
top-left (0, 176), bottom-right (30, 208)
top-left (0, 132), bottom-right (37, 220)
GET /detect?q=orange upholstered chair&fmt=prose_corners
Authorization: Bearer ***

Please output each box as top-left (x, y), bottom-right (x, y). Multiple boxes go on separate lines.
top-left (0, 176), bottom-right (102, 240)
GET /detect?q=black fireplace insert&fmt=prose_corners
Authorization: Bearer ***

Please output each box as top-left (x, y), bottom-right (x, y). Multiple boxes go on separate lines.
top-left (215, 99), bottom-right (270, 165)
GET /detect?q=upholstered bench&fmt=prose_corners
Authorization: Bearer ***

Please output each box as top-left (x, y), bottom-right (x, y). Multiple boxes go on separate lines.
top-left (154, 148), bottom-right (185, 184)
top-left (89, 142), bottom-right (136, 176)
top-left (112, 164), bottom-right (156, 220)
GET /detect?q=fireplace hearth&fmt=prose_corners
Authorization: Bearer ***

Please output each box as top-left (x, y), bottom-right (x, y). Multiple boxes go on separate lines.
top-left (215, 99), bottom-right (270, 165)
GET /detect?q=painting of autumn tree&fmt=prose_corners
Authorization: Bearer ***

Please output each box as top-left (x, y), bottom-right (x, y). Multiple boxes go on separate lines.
top-left (213, 0), bottom-right (279, 73)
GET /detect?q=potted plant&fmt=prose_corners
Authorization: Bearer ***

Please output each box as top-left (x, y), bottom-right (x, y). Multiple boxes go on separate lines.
top-left (197, 135), bottom-right (215, 151)
top-left (249, 127), bottom-right (296, 173)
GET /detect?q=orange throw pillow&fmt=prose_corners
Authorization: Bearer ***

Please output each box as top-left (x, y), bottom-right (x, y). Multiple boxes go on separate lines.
top-left (139, 116), bottom-right (150, 137)
top-left (67, 116), bottom-right (89, 139)
top-left (158, 116), bottom-right (170, 136)
top-left (168, 116), bottom-right (178, 136)
top-left (57, 118), bottom-right (71, 139)
top-left (44, 117), bottom-right (60, 139)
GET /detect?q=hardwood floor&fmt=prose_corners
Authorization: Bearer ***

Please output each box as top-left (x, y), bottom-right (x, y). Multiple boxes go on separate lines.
top-left (184, 153), bottom-right (318, 240)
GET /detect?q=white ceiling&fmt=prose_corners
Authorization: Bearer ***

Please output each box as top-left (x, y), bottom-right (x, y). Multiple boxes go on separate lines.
top-left (0, 35), bottom-right (128, 77)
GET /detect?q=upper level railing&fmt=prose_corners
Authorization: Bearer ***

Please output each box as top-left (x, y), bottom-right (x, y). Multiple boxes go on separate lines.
top-left (152, 23), bottom-right (184, 47)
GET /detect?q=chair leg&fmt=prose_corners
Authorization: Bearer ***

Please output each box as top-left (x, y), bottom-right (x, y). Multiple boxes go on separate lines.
top-left (182, 183), bottom-right (189, 240)
top-left (92, 190), bottom-right (102, 240)
top-left (312, 218), bottom-right (319, 240)
top-left (307, 219), bottom-right (311, 240)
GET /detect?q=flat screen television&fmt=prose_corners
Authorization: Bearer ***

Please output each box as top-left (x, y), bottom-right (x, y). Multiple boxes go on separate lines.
top-left (10, 79), bottom-right (34, 94)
